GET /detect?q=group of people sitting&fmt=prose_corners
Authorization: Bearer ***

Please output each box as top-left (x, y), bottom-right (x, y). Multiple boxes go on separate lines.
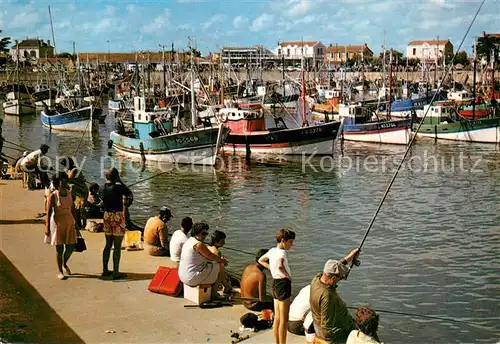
top-left (237, 229), bottom-right (381, 344)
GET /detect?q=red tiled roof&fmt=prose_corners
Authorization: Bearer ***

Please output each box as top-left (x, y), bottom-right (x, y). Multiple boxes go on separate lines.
top-left (280, 41), bottom-right (321, 47)
top-left (408, 40), bottom-right (451, 46)
top-left (325, 45), bottom-right (372, 54)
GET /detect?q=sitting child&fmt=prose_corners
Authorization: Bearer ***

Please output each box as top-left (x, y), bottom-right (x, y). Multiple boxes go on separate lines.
top-left (85, 183), bottom-right (104, 219)
top-left (208, 230), bottom-right (234, 293)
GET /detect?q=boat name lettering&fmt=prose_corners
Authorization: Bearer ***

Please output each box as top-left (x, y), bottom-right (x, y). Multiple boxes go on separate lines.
top-left (379, 122), bottom-right (397, 129)
top-left (304, 127), bottom-right (322, 135)
top-left (175, 135), bottom-right (199, 145)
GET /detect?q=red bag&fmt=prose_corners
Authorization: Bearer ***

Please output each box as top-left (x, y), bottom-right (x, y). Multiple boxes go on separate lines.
top-left (148, 267), bottom-right (183, 296)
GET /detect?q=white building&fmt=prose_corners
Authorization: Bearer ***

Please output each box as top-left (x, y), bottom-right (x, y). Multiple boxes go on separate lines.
top-left (11, 38), bottom-right (55, 62)
top-left (275, 41), bottom-right (326, 69)
top-left (220, 46), bottom-right (276, 67)
top-left (406, 39), bottom-right (453, 62)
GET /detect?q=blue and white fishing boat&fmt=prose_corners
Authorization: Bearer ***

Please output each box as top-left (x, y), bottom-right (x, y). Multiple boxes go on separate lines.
top-left (339, 104), bottom-right (412, 145)
top-left (110, 96), bottom-right (230, 165)
top-left (40, 105), bottom-right (101, 132)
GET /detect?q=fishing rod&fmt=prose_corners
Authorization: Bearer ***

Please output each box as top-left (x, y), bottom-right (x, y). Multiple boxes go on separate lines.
top-left (346, 306), bottom-right (495, 330)
top-left (346, 0), bottom-right (487, 277)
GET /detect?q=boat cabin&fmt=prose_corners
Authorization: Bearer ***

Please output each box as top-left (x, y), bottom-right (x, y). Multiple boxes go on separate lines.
top-left (338, 103), bottom-right (371, 125)
top-left (219, 107), bottom-right (265, 134)
top-left (130, 96), bottom-right (174, 138)
top-left (421, 102), bottom-right (456, 124)
top-left (447, 90), bottom-right (472, 102)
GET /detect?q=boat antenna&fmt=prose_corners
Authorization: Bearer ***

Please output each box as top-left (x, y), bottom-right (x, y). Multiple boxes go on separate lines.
top-left (345, 0), bottom-right (487, 278)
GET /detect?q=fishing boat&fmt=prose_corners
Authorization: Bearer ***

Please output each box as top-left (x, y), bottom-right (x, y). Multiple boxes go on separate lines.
top-left (413, 101), bottom-right (500, 143)
top-left (3, 90), bottom-right (36, 116)
top-left (40, 104), bottom-right (101, 132)
top-left (458, 103), bottom-right (489, 119)
top-left (110, 96), bottom-right (229, 165)
top-left (221, 65), bottom-right (341, 156)
top-left (339, 104), bottom-right (412, 145)
top-left (221, 107), bottom-right (341, 155)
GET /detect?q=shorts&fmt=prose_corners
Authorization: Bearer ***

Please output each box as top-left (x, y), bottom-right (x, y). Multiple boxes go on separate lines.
top-left (103, 211), bottom-right (126, 236)
top-left (288, 320), bottom-right (305, 336)
top-left (74, 196), bottom-right (86, 209)
top-left (272, 278), bottom-right (292, 301)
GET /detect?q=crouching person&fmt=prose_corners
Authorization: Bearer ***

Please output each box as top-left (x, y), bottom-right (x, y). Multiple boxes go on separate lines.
top-left (178, 221), bottom-right (228, 301)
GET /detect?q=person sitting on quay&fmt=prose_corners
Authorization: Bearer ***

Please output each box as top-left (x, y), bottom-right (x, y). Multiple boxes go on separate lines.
top-left (169, 216), bottom-right (193, 266)
top-left (178, 221), bottom-right (228, 301)
top-left (20, 144), bottom-right (51, 190)
top-left (207, 230), bottom-right (235, 293)
top-left (85, 182), bottom-right (104, 219)
top-left (143, 206), bottom-right (172, 257)
top-left (60, 157), bottom-right (88, 230)
top-left (310, 248), bottom-right (360, 344)
top-left (240, 248), bottom-right (274, 312)
top-left (288, 284), bottom-right (314, 337)
top-left (346, 307), bottom-right (382, 344)
top-left (101, 168), bottom-right (133, 280)
top-left (45, 173), bottom-right (77, 280)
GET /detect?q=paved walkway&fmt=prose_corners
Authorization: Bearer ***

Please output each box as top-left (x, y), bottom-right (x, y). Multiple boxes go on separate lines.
top-left (0, 180), bottom-right (303, 344)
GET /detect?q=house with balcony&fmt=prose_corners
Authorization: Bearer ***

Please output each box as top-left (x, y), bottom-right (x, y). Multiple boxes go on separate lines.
top-left (324, 43), bottom-right (373, 64)
top-left (406, 39), bottom-right (453, 62)
top-left (220, 46), bottom-right (276, 68)
top-left (275, 41), bottom-right (326, 69)
top-left (11, 38), bottom-right (54, 62)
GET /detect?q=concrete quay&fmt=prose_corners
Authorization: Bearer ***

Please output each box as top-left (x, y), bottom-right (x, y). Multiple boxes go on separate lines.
top-left (0, 180), bottom-right (303, 344)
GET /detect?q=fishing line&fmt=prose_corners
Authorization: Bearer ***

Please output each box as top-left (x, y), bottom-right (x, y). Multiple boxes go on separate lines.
top-left (2, 139), bottom-right (57, 161)
top-left (346, 306), bottom-right (495, 330)
top-left (347, 0), bottom-right (487, 276)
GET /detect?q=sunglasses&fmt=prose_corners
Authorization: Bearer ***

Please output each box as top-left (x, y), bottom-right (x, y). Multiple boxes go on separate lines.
top-left (201, 231), bottom-right (209, 236)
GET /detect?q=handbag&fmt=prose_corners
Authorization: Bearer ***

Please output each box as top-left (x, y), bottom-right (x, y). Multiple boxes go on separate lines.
top-left (74, 233), bottom-right (87, 252)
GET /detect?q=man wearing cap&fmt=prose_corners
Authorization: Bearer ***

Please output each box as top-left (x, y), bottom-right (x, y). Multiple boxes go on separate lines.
top-left (143, 206), bottom-right (172, 256)
top-left (310, 248), bottom-right (359, 344)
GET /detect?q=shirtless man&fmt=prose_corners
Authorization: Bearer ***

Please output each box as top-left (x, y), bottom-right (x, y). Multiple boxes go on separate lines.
top-left (240, 248), bottom-right (274, 311)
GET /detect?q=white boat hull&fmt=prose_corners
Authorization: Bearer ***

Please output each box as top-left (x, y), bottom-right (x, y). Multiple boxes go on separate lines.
top-left (2, 100), bottom-right (36, 116)
top-left (416, 127), bottom-right (500, 143)
top-left (343, 128), bottom-right (412, 145)
top-left (113, 144), bottom-right (221, 166)
top-left (224, 138), bottom-right (334, 156)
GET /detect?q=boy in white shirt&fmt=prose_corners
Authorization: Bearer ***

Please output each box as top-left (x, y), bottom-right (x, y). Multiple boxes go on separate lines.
top-left (258, 228), bottom-right (296, 344)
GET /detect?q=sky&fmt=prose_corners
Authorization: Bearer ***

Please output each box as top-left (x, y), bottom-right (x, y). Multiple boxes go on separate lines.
top-left (0, 0), bottom-right (498, 56)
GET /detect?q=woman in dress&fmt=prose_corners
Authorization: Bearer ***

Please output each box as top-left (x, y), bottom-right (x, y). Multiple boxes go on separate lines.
top-left (178, 221), bottom-right (228, 300)
top-left (45, 172), bottom-right (77, 280)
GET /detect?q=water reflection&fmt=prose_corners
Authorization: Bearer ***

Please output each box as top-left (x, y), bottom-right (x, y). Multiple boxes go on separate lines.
top-left (1, 106), bottom-right (499, 343)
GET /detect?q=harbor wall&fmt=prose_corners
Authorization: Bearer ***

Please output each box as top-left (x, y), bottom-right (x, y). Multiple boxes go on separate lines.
top-left (0, 70), bottom-right (494, 87)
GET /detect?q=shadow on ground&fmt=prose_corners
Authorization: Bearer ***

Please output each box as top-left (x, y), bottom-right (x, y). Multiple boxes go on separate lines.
top-left (0, 251), bottom-right (84, 343)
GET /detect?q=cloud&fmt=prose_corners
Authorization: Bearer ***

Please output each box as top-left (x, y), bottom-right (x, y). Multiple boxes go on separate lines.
top-left (250, 13), bottom-right (274, 32)
top-left (126, 4), bottom-right (137, 15)
top-left (141, 9), bottom-right (171, 34)
top-left (286, 0), bottom-right (311, 17)
top-left (430, 0), bottom-right (456, 9)
top-left (232, 15), bottom-right (248, 29)
top-left (177, 23), bottom-right (192, 30)
top-left (9, 11), bottom-right (41, 29)
top-left (201, 14), bottom-right (225, 30)
top-left (294, 15), bottom-right (315, 25)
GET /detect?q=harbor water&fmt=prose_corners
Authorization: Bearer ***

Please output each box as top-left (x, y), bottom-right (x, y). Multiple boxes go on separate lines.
top-left (1, 109), bottom-right (499, 343)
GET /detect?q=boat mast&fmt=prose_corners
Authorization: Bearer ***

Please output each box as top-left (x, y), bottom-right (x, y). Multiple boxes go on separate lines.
top-left (361, 44), bottom-right (365, 101)
top-left (15, 40), bottom-right (19, 102)
top-left (220, 52), bottom-right (224, 105)
top-left (388, 49), bottom-right (393, 119)
top-left (301, 41), bottom-right (306, 125)
top-left (472, 39), bottom-right (477, 120)
top-left (189, 37), bottom-right (197, 129)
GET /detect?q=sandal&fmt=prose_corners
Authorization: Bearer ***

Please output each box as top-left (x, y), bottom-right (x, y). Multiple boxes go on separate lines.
top-left (112, 273), bottom-right (128, 280)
